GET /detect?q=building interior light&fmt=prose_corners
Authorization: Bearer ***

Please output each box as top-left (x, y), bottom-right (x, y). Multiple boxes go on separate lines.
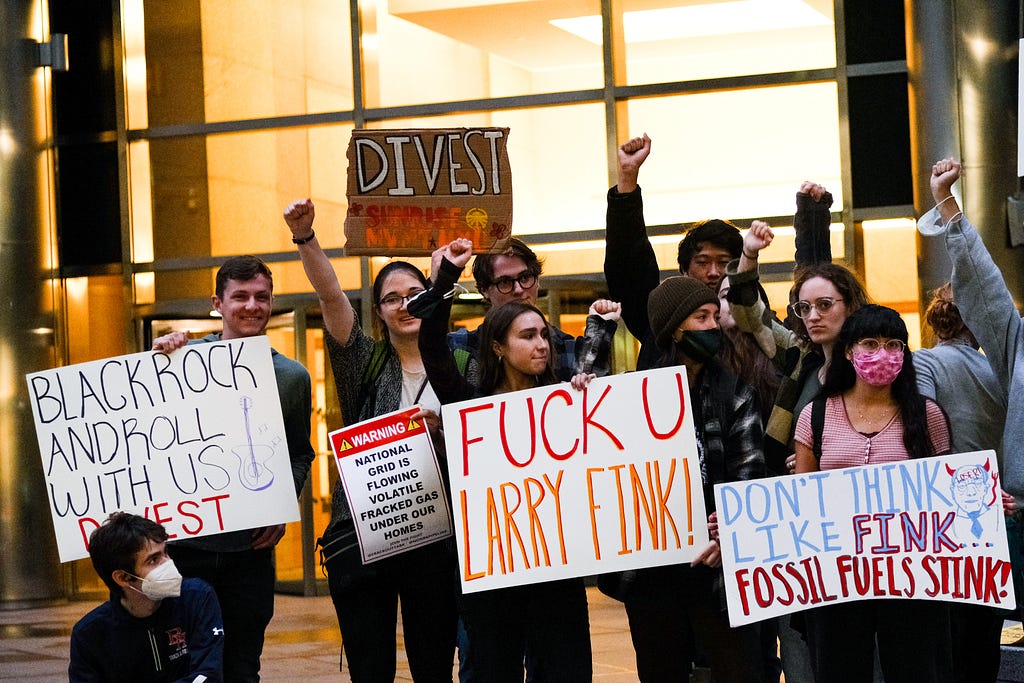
top-left (550, 0), bottom-right (830, 45)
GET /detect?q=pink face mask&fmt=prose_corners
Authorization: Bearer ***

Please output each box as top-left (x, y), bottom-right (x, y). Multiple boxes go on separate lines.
top-left (851, 348), bottom-right (904, 386)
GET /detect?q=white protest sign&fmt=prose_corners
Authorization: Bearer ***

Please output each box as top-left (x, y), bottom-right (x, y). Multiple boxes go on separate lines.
top-left (715, 450), bottom-right (1014, 626)
top-left (329, 406), bottom-right (453, 563)
top-left (442, 366), bottom-right (708, 593)
top-left (27, 336), bottom-right (300, 562)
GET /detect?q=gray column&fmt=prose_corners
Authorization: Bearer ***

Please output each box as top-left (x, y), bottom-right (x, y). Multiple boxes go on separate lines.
top-left (0, 3), bottom-right (65, 606)
top-left (908, 0), bottom-right (1023, 312)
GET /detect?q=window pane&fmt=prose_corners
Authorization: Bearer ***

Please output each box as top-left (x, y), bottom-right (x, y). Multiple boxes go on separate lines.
top-left (613, 0), bottom-right (836, 86)
top-left (138, 0), bottom-right (353, 127)
top-left (366, 0), bottom-right (603, 108)
top-left (380, 103), bottom-right (608, 236)
top-left (626, 83), bottom-right (842, 225)
top-left (145, 124), bottom-right (353, 264)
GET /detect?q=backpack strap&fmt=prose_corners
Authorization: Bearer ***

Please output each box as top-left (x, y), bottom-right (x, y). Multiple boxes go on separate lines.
top-left (811, 396), bottom-right (827, 460)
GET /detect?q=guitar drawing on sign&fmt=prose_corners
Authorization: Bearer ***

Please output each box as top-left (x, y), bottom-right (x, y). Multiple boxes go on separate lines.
top-left (232, 396), bottom-right (275, 491)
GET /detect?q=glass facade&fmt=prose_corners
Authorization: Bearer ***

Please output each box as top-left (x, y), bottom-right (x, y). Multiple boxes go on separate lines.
top-left (50, 0), bottom-right (925, 596)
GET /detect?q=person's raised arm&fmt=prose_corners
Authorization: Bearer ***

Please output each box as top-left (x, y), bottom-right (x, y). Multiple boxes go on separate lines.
top-left (416, 238), bottom-right (476, 405)
top-left (573, 299), bottom-right (621, 376)
top-left (283, 199), bottom-right (355, 345)
top-left (616, 133), bottom-right (651, 194)
top-left (929, 158), bottom-right (962, 223)
top-left (794, 181), bottom-right (833, 266)
top-left (605, 133), bottom-right (660, 344)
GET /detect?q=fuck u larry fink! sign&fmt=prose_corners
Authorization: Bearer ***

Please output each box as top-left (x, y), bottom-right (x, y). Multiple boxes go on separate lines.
top-left (441, 367), bottom-right (709, 593)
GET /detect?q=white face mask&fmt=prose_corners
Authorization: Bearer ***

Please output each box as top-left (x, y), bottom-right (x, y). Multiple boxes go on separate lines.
top-left (128, 559), bottom-right (183, 600)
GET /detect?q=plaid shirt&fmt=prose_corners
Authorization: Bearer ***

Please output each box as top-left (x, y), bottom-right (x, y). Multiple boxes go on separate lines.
top-left (685, 361), bottom-right (767, 508)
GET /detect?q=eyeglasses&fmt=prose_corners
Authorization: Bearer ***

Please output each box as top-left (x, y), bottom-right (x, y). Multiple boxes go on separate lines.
top-left (855, 338), bottom-right (905, 353)
top-left (378, 288), bottom-right (425, 309)
top-left (789, 297), bottom-right (844, 319)
top-left (491, 272), bottom-right (537, 294)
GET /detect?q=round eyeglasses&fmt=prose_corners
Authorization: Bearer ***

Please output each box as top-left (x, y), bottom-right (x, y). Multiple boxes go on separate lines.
top-left (789, 297), bottom-right (844, 319)
top-left (855, 338), bottom-right (905, 353)
top-left (491, 272), bottom-right (537, 294)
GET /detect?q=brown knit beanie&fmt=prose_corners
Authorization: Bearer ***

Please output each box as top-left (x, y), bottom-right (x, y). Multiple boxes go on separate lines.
top-left (648, 276), bottom-right (718, 349)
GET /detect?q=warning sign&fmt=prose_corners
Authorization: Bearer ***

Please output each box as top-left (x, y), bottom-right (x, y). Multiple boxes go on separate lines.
top-left (329, 407), bottom-right (453, 563)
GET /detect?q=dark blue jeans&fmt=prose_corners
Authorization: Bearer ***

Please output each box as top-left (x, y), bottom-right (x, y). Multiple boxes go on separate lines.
top-left (167, 545), bottom-right (275, 683)
top-left (326, 540), bottom-right (458, 682)
top-left (458, 577), bottom-right (592, 682)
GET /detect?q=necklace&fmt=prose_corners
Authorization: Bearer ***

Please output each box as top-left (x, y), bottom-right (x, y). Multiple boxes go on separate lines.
top-left (844, 396), bottom-right (897, 432)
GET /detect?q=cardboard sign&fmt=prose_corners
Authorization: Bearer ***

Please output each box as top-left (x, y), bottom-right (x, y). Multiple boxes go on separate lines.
top-left (329, 406), bottom-right (453, 563)
top-left (26, 337), bottom-right (300, 562)
top-left (442, 367), bottom-right (709, 594)
top-left (344, 128), bottom-right (513, 255)
top-left (715, 450), bottom-right (1015, 626)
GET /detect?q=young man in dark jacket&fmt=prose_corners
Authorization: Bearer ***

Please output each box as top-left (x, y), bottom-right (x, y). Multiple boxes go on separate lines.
top-left (70, 512), bottom-right (224, 682)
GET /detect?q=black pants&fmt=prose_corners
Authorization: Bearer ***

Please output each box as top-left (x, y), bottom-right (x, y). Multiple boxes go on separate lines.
top-left (806, 599), bottom-right (953, 682)
top-left (168, 546), bottom-right (274, 683)
top-left (327, 541), bottom-right (458, 682)
top-left (623, 564), bottom-right (763, 683)
top-left (951, 602), bottom-right (1004, 682)
top-left (459, 577), bottom-right (592, 682)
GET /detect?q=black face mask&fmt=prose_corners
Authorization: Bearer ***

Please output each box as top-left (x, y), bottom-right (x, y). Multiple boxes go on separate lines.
top-left (676, 328), bottom-right (723, 362)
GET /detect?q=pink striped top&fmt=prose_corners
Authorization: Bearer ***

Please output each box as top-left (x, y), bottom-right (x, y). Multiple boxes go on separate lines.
top-left (794, 395), bottom-right (951, 470)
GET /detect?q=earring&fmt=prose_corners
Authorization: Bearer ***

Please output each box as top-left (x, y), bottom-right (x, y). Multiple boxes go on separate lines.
top-left (498, 355), bottom-right (504, 364)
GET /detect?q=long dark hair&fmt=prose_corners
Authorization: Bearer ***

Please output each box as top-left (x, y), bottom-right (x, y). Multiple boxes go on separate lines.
top-left (720, 326), bottom-right (780, 422)
top-left (789, 263), bottom-right (870, 344)
top-left (477, 301), bottom-right (556, 394)
top-left (371, 261), bottom-right (429, 343)
top-left (821, 304), bottom-right (936, 460)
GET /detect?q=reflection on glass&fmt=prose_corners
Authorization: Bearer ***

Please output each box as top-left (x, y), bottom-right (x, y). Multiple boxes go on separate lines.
top-left (366, 0), bottom-right (603, 107)
top-left (602, 0), bottom-right (836, 85)
top-left (140, 0), bottom-right (353, 127)
top-left (626, 83), bottom-right (842, 224)
top-left (380, 104), bottom-right (606, 236)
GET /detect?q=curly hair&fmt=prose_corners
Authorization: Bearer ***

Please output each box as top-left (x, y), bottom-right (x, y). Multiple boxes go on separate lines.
top-left (789, 262), bottom-right (870, 344)
top-left (821, 305), bottom-right (937, 460)
top-left (924, 282), bottom-right (968, 342)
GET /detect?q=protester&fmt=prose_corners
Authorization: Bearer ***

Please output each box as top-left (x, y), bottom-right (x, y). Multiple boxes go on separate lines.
top-left (282, 198), bottom-right (458, 682)
top-left (917, 158), bottom-right (1024, 680)
top-left (151, 255), bottom-right (315, 682)
top-left (613, 275), bottom-right (766, 682)
top-left (414, 237), bottom-right (618, 681)
top-left (70, 512), bottom-right (224, 682)
top-left (604, 133), bottom-right (743, 370)
top-left (440, 235), bottom-right (618, 384)
top-left (728, 223), bottom-right (869, 472)
top-left (918, 158), bottom-right (1024, 504)
top-left (914, 282), bottom-right (1008, 682)
top-left (794, 304), bottom-right (954, 681)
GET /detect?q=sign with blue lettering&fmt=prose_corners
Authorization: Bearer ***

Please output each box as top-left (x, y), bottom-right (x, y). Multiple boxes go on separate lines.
top-left (329, 406), bottom-right (452, 562)
top-left (27, 337), bottom-right (300, 562)
top-left (714, 450), bottom-right (1015, 626)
